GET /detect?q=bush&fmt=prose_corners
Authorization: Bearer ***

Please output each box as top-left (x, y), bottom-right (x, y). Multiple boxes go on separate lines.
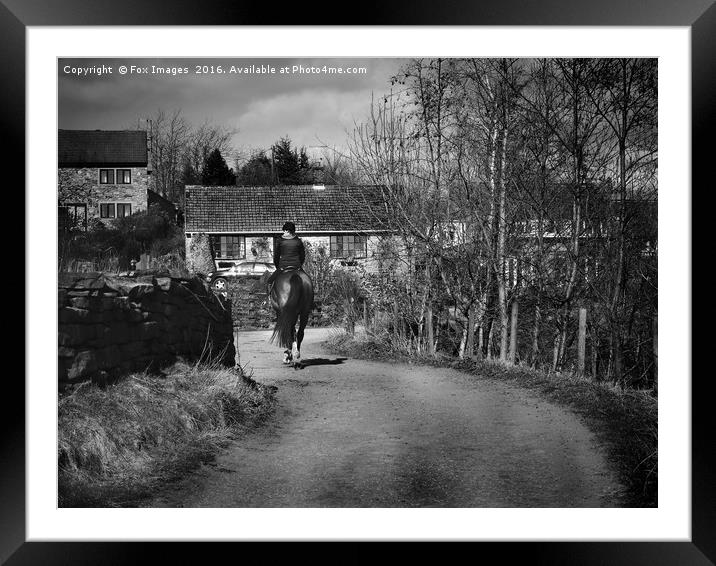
top-left (58, 203), bottom-right (183, 272)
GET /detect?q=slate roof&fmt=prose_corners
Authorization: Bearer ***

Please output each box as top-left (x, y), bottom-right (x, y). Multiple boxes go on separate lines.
top-left (185, 185), bottom-right (391, 233)
top-left (58, 129), bottom-right (148, 166)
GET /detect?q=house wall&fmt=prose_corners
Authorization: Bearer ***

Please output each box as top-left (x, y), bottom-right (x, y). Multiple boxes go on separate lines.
top-left (301, 234), bottom-right (406, 275)
top-left (58, 166), bottom-right (150, 223)
top-left (185, 232), bottom-right (407, 275)
top-left (246, 236), bottom-right (274, 262)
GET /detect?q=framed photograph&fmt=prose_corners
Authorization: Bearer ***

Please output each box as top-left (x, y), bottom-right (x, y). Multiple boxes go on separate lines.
top-left (10, 0), bottom-right (707, 562)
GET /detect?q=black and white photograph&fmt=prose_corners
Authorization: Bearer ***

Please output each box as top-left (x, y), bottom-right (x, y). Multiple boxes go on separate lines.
top-left (3, 8), bottom-right (702, 558)
top-left (55, 55), bottom-right (659, 511)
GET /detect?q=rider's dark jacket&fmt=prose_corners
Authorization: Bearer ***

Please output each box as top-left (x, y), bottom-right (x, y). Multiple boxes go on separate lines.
top-left (273, 233), bottom-right (305, 270)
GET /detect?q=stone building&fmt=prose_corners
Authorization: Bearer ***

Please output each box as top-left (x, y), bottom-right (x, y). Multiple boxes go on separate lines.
top-left (58, 129), bottom-right (173, 229)
top-left (184, 184), bottom-right (398, 273)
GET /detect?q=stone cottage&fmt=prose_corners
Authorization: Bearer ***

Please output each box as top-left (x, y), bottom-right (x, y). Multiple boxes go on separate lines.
top-left (58, 129), bottom-right (174, 229)
top-left (184, 184), bottom-right (399, 273)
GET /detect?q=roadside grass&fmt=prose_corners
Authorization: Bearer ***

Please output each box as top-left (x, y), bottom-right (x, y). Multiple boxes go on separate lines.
top-left (325, 328), bottom-right (657, 508)
top-left (58, 360), bottom-right (275, 507)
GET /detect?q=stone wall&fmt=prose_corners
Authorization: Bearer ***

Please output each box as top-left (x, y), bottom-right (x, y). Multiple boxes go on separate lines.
top-left (58, 167), bottom-right (150, 222)
top-left (58, 270), bottom-right (235, 384)
top-left (185, 232), bottom-right (216, 274)
top-left (223, 278), bottom-right (334, 330)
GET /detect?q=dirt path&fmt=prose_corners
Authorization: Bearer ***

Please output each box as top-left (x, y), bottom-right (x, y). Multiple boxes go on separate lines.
top-left (151, 328), bottom-right (624, 507)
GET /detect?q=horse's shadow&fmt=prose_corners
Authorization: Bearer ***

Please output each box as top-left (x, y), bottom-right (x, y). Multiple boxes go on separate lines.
top-left (297, 357), bottom-right (348, 367)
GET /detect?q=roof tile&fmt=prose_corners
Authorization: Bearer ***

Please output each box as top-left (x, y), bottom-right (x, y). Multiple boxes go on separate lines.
top-left (185, 185), bottom-right (389, 233)
top-left (58, 129), bottom-right (148, 166)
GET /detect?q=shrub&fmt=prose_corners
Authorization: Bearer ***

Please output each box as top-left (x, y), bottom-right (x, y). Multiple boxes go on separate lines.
top-left (58, 203), bottom-right (183, 272)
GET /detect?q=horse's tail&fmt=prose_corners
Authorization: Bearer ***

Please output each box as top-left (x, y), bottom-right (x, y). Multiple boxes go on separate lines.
top-left (270, 307), bottom-right (297, 348)
top-left (270, 272), bottom-right (301, 348)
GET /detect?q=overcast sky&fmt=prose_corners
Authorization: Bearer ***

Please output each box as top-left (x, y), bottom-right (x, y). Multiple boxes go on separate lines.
top-left (59, 57), bottom-right (408, 162)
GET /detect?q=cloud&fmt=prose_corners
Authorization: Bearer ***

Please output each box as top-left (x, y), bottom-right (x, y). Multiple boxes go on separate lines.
top-left (234, 88), bottom-right (376, 151)
top-left (58, 57), bottom-right (409, 150)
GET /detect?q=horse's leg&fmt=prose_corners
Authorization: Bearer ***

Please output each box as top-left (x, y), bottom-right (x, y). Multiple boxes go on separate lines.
top-left (283, 349), bottom-right (292, 364)
top-left (291, 320), bottom-right (299, 366)
top-left (293, 310), bottom-right (309, 368)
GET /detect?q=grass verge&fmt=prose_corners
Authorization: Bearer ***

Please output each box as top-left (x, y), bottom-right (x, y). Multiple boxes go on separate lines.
top-left (58, 360), bottom-right (275, 507)
top-left (325, 329), bottom-right (657, 508)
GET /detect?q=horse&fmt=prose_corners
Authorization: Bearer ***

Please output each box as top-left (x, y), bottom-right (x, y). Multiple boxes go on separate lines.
top-left (268, 268), bottom-right (314, 369)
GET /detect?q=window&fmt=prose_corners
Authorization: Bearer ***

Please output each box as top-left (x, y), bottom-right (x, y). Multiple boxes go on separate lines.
top-left (330, 235), bottom-right (367, 259)
top-left (100, 203), bottom-right (116, 218)
top-left (99, 169), bottom-right (132, 184)
top-left (116, 169), bottom-right (131, 184)
top-left (116, 203), bottom-right (132, 217)
top-left (61, 203), bottom-right (87, 230)
top-left (99, 169), bottom-right (115, 184)
top-left (211, 235), bottom-right (246, 259)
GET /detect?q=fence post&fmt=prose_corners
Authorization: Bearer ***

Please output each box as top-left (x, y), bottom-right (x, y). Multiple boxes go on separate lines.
top-left (138, 252), bottom-right (151, 270)
top-left (363, 301), bottom-right (368, 329)
top-left (233, 326), bottom-right (240, 368)
top-left (508, 299), bottom-right (519, 364)
top-left (577, 307), bottom-right (587, 376)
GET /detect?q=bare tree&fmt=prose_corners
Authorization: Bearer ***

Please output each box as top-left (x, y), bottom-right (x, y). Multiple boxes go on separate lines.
top-left (146, 109), bottom-right (238, 210)
top-left (148, 108), bottom-right (191, 202)
top-left (583, 58), bottom-right (658, 385)
top-left (348, 57), bottom-right (656, 386)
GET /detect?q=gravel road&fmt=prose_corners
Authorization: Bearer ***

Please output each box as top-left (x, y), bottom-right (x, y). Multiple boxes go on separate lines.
top-left (151, 328), bottom-right (623, 508)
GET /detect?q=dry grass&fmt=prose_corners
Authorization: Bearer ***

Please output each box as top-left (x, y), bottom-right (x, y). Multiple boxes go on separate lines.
top-left (58, 360), bottom-right (275, 507)
top-left (325, 329), bottom-right (658, 508)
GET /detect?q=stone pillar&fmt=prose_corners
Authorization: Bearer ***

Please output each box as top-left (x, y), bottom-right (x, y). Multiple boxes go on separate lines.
top-left (186, 232), bottom-right (215, 275)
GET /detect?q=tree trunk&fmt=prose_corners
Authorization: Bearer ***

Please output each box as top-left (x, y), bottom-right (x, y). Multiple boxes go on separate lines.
top-left (508, 299), bottom-right (519, 364)
top-left (487, 320), bottom-right (495, 361)
top-left (531, 301), bottom-right (541, 367)
top-left (466, 306), bottom-right (476, 360)
top-left (551, 333), bottom-right (560, 374)
top-left (477, 325), bottom-right (484, 360)
top-left (393, 298), bottom-right (400, 339)
top-left (577, 308), bottom-right (587, 376)
top-left (426, 305), bottom-right (435, 355)
top-left (591, 327), bottom-right (599, 380)
top-left (652, 311), bottom-right (658, 393)
top-left (497, 124), bottom-right (509, 362)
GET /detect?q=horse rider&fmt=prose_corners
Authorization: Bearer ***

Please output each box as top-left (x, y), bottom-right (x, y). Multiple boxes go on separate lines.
top-left (266, 221), bottom-right (306, 293)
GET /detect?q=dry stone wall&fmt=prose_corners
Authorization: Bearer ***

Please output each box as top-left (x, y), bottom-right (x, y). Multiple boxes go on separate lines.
top-left (223, 278), bottom-right (334, 329)
top-left (58, 271), bottom-right (234, 384)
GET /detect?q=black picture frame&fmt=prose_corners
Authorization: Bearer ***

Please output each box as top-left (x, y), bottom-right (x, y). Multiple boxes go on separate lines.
top-left (8, 0), bottom-right (707, 563)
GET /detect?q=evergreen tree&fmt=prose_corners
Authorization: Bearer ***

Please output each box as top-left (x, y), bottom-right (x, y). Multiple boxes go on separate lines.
top-left (298, 147), bottom-right (317, 184)
top-left (270, 137), bottom-right (319, 184)
top-left (237, 151), bottom-right (274, 185)
top-left (201, 148), bottom-right (236, 186)
top-left (272, 136), bottom-right (301, 184)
